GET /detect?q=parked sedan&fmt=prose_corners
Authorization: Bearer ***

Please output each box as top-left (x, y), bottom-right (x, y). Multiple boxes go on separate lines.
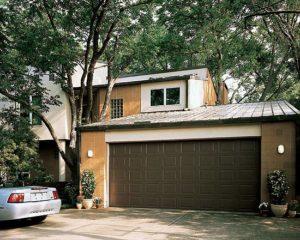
top-left (0, 186), bottom-right (61, 222)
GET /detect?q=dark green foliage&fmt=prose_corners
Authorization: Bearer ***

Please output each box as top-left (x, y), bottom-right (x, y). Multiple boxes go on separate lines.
top-left (81, 169), bottom-right (96, 199)
top-left (267, 170), bottom-right (289, 205)
top-left (0, 109), bottom-right (42, 184)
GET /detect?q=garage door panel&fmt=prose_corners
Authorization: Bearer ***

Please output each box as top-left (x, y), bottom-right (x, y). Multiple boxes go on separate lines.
top-left (199, 142), bottom-right (215, 152)
top-left (128, 143), bottom-right (144, 154)
top-left (146, 156), bottom-right (162, 169)
top-left (178, 197), bottom-right (195, 209)
top-left (129, 170), bottom-right (144, 181)
top-left (199, 183), bottom-right (216, 194)
top-left (182, 142), bottom-right (196, 152)
top-left (163, 184), bottom-right (177, 194)
top-left (219, 141), bottom-right (235, 152)
top-left (164, 170), bottom-right (177, 181)
top-left (199, 170), bottom-right (215, 180)
top-left (199, 156), bottom-right (215, 168)
top-left (219, 156), bottom-right (235, 168)
top-left (130, 196), bottom-right (144, 207)
top-left (146, 143), bottom-right (161, 153)
top-left (164, 142), bottom-right (180, 153)
top-left (219, 184), bottom-right (235, 194)
top-left (110, 139), bottom-right (260, 211)
top-left (219, 170), bottom-right (235, 181)
top-left (146, 170), bottom-right (162, 181)
top-left (239, 184), bottom-right (258, 196)
top-left (162, 198), bottom-right (177, 208)
top-left (164, 156), bottom-right (177, 168)
top-left (129, 157), bottom-right (144, 169)
top-left (129, 184), bottom-right (144, 193)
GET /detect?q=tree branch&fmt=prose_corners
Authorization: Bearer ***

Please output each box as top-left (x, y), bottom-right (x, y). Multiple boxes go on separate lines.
top-left (0, 89), bottom-right (73, 169)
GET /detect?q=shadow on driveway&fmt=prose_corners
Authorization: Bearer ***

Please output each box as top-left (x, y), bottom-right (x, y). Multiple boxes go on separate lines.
top-left (1, 208), bottom-right (300, 240)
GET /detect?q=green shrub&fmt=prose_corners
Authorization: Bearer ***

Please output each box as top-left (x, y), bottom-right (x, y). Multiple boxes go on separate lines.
top-left (81, 170), bottom-right (96, 199)
top-left (267, 170), bottom-right (289, 204)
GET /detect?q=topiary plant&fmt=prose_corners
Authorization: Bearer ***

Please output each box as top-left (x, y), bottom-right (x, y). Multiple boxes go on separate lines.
top-left (81, 169), bottom-right (96, 199)
top-left (267, 170), bottom-right (289, 205)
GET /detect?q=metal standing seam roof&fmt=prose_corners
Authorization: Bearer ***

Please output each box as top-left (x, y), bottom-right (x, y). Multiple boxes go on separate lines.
top-left (79, 101), bottom-right (300, 131)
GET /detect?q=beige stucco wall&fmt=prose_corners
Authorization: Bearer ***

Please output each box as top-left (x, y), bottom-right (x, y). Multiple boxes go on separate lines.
top-left (80, 132), bottom-right (107, 200)
top-left (261, 122), bottom-right (296, 202)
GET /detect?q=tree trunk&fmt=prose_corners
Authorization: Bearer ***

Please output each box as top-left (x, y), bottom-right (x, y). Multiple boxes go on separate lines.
top-left (99, 64), bottom-right (115, 121)
top-left (84, 60), bottom-right (97, 123)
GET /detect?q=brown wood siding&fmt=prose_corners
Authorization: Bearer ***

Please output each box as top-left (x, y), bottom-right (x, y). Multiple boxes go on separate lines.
top-left (222, 83), bottom-right (229, 104)
top-left (80, 131), bottom-right (106, 198)
top-left (98, 84), bottom-right (141, 120)
top-left (261, 122), bottom-right (296, 202)
top-left (109, 139), bottom-right (260, 211)
top-left (203, 71), bottom-right (217, 105)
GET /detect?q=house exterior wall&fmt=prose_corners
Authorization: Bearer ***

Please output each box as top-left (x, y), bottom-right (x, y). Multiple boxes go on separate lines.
top-left (261, 122), bottom-right (296, 202)
top-left (32, 75), bottom-right (72, 141)
top-left (98, 84), bottom-right (141, 120)
top-left (80, 131), bottom-right (107, 200)
top-left (223, 83), bottom-right (229, 105)
top-left (80, 121), bottom-right (297, 208)
top-left (203, 72), bottom-right (217, 105)
top-left (187, 79), bottom-right (204, 109)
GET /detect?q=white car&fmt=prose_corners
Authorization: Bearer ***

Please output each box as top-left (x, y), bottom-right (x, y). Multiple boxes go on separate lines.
top-left (0, 186), bottom-right (61, 222)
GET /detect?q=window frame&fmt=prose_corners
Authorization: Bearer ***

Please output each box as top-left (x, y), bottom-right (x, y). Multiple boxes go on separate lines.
top-left (150, 87), bottom-right (181, 107)
top-left (110, 98), bottom-right (124, 119)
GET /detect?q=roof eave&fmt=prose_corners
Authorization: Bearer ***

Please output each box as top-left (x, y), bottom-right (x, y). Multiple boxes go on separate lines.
top-left (78, 114), bottom-right (299, 132)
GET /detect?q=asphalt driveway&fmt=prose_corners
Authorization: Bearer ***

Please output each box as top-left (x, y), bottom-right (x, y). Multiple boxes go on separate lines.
top-left (1, 208), bottom-right (299, 240)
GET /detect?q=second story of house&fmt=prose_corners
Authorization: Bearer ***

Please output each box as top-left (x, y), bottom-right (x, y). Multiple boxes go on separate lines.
top-left (91, 67), bottom-right (228, 120)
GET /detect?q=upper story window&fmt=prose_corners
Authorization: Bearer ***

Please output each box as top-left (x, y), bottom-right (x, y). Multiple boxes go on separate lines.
top-left (166, 88), bottom-right (180, 105)
top-left (111, 99), bottom-right (123, 119)
top-left (150, 87), bottom-right (180, 106)
top-left (151, 89), bottom-right (164, 106)
top-left (20, 96), bottom-right (42, 125)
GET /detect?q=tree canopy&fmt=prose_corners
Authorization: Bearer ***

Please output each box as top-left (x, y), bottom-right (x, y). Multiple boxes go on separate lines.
top-left (0, 0), bottom-right (299, 182)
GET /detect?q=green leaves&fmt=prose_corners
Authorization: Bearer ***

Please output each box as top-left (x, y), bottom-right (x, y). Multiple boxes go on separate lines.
top-left (81, 169), bottom-right (96, 199)
top-left (267, 170), bottom-right (289, 205)
top-left (0, 110), bottom-right (40, 184)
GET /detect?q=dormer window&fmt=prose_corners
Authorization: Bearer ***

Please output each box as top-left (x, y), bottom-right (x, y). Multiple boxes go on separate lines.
top-left (166, 88), bottom-right (180, 105)
top-left (150, 87), bottom-right (180, 106)
top-left (151, 89), bottom-right (164, 106)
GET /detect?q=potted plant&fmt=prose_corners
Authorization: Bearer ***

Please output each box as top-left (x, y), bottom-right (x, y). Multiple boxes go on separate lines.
top-left (81, 169), bottom-right (96, 209)
top-left (94, 197), bottom-right (102, 208)
top-left (258, 202), bottom-right (270, 217)
top-left (288, 200), bottom-right (299, 218)
top-left (76, 198), bottom-right (83, 210)
top-left (267, 170), bottom-right (289, 217)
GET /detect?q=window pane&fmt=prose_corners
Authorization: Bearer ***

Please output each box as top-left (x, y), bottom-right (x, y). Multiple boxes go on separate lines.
top-left (151, 89), bottom-right (164, 106)
top-left (166, 88), bottom-right (180, 105)
top-left (111, 99), bottom-right (123, 119)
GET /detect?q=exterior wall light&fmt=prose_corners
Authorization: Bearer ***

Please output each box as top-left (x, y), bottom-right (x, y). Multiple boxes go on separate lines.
top-left (277, 145), bottom-right (284, 154)
top-left (87, 150), bottom-right (94, 158)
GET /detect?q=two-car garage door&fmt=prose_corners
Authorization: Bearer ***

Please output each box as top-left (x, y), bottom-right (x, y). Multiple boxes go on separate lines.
top-left (109, 139), bottom-right (260, 211)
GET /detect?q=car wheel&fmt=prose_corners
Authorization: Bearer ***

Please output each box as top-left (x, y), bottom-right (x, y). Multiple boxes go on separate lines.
top-left (31, 216), bottom-right (47, 223)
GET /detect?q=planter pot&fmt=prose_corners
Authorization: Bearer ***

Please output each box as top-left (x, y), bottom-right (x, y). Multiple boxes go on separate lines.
top-left (76, 203), bottom-right (82, 210)
top-left (288, 210), bottom-right (297, 218)
top-left (96, 204), bottom-right (103, 209)
top-left (82, 199), bottom-right (94, 209)
top-left (271, 204), bottom-right (288, 217)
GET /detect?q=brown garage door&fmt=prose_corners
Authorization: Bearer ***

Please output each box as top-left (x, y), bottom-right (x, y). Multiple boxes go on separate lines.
top-left (109, 139), bottom-right (260, 211)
